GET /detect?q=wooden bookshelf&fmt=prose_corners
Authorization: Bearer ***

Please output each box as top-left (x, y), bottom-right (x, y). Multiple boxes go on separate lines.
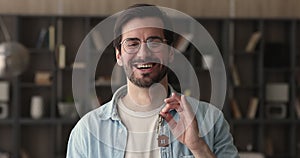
top-left (0, 14), bottom-right (300, 158)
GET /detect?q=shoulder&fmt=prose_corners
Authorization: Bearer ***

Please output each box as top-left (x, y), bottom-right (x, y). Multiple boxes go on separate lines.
top-left (66, 101), bottom-right (114, 157)
top-left (184, 96), bottom-right (226, 136)
top-left (185, 96), bottom-right (222, 120)
top-left (72, 100), bottom-right (113, 134)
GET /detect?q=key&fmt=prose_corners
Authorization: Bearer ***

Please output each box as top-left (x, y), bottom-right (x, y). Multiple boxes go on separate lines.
top-left (157, 115), bottom-right (169, 147)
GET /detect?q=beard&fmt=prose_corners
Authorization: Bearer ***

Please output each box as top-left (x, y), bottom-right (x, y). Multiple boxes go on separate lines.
top-left (123, 57), bottom-right (169, 88)
top-left (128, 65), bottom-right (168, 88)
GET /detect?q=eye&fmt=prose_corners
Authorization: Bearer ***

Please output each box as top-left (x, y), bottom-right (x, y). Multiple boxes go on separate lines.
top-left (147, 38), bottom-right (163, 48)
top-left (148, 42), bottom-right (161, 48)
top-left (125, 40), bottom-right (140, 48)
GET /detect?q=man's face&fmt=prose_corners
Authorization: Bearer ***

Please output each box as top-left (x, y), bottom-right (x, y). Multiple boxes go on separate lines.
top-left (116, 17), bottom-right (173, 88)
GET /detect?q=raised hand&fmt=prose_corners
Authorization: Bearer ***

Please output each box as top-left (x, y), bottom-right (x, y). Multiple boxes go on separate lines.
top-left (160, 93), bottom-right (216, 158)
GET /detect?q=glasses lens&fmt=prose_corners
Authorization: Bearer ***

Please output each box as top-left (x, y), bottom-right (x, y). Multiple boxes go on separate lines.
top-left (147, 38), bottom-right (165, 53)
top-left (122, 37), bottom-right (166, 54)
top-left (124, 39), bottom-right (140, 54)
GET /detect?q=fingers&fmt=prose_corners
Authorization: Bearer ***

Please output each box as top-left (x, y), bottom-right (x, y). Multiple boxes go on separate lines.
top-left (159, 112), bottom-right (177, 129)
top-left (162, 93), bottom-right (183, 113)
top-left (160, 94), bottom-right (198, 139)
top-left (160, 93), bottom-right (184, 130)
top-left (160, 93), bottom-right (181, 130)
top-left (161, 101), bottom-right (182, 113)
top-left (164, 93), bottom-right (181, 103)
top-left (162, 93), bottom-right (195, 123)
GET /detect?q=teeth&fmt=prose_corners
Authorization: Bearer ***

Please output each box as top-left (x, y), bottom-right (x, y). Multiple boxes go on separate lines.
top-left (137, 64), bottom-right (153, 69)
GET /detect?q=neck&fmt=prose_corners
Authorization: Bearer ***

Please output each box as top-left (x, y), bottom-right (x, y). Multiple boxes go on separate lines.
top-left (123, 76), bottom-right (168, 112)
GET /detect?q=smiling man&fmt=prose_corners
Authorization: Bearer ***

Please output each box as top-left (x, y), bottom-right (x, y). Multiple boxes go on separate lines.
top-left (67, 4), bottom-right (239, 158)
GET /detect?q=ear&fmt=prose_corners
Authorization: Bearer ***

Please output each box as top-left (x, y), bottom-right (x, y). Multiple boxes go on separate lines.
top-left (115, 48), bottom-right (123, 66)
top-left (168, 47), bottom-right (174, 63)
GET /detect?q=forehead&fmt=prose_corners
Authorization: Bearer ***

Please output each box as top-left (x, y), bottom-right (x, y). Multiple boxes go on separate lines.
top-left (121, 17), bottom-right (164, 37)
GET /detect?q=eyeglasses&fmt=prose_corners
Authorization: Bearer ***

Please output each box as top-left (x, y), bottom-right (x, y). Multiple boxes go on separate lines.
top-left (120, 37), bottom-right (167, 54)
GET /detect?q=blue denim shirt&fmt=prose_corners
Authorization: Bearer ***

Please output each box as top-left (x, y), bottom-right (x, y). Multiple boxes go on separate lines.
top-left (67, 86), bottom-right (239, 158)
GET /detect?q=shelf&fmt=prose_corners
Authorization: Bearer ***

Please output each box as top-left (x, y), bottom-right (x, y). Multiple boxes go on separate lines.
top-left (55, 118), bottom-right (79, 124)
top-left (233, 85), bottom-right (260, 90)
top-left (231, 119), bottom-right (262, 125)
top-left (0, 119), bottom-right (14, 124)
top-left (263, 119), bottom-right (294, 124)
top-left (21, 82), bottom-right (53, 88)
top-left (229, 19), bottom-right (298, 157)
top-left (293, 120), bottom-right (300, 124)
top-left (29, 48), bottom-right (53, 54)
top-left (20, 118), bottom-right (56, 125)
top-left (0, 15), bottom-right (299, 158)
top-left (234, 51), bottom-right (259, 57)
top-left (19, 118), bottom-right (78, 125)
top-left (58, 66), bottom-right (74, 71)
top-left (264, 67), bottom-right (291, 73)
top-left (265, 154), bottom-right (292, 158)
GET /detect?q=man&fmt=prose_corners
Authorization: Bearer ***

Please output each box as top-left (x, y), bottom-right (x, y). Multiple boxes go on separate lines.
top-left (67, 4), bottom-right (238, 158)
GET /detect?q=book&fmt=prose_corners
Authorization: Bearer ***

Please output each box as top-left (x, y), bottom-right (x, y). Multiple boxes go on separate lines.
top-left (34, 71), bottom-right (52, 85)
top-left (0, 81), bottom-right (9, 102)
top-left (295, 98), bottom-right (300, 119)
top-left (245, 31), bottom-right (261, 53)
top-left (230, 98), bottom-right (242, 119)
top-left (0, 103), bottom-right (8, 119)
top-left (36, 28), bottom-right (48, 48)
top-left (247, 97), bottom-right (259, 119)
top-left (265, 136), bottom-right (274, 156)
top-left (265, 83), bottom-right (289, 102)
top-left (48, 25), bottom-right (55, 51)
top-left (58, 44), bottom-right (66, 69)
top-left (230, 64), bottom-right (241, 86)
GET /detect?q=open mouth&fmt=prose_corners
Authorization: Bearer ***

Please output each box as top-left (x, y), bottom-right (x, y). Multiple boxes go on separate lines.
top-left (134, 63), bottom-right (157, 70)
top-left (135, 63), bottom-right (155, 69)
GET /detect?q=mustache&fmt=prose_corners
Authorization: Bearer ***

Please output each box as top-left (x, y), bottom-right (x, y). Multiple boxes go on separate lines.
top-left (130, 57), bottom-right (161, 64)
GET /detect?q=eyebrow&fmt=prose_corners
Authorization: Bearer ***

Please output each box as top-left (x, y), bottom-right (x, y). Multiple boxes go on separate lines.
top-left (125, 37), bottom-right (140, 41)
top-left (145, 36), bottom-right (163, 41)
top-left (120, 37), bottom-right (139, 44)
top-left (123, 36), bottom-right (163, 42)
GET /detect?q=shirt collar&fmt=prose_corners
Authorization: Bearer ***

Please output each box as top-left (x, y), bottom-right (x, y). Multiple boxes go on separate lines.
top-left (96, 85), bottom-right (127, 120)
top-left (96, 84), bottom-right (176, 120)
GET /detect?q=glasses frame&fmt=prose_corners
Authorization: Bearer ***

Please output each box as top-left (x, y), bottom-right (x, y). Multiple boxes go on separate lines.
top-left (119, 36), bottom-right (168, 54)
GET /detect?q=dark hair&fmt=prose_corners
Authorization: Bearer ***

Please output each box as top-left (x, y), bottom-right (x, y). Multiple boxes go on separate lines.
top-left (113, 4), bottom-right (174, 52)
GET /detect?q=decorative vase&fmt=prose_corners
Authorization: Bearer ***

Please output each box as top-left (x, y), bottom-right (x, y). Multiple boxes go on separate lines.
top-left (30, 96), bottom-right (44, 119)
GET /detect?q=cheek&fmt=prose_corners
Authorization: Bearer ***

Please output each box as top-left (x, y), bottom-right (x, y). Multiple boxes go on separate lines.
top-left (157, 47), bottom-right (172, 63)
top-left (119, 56), bottom-right (132, 66)
top-left (158, 54), bottom-right (170, 64)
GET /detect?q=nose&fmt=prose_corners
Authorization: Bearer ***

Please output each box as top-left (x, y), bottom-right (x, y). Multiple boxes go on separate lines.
top-left (136, 43), bottom-right (151, 58)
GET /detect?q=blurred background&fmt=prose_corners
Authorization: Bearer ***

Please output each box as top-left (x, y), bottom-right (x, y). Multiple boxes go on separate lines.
top-left (0, 0), bottom-right (300, 158)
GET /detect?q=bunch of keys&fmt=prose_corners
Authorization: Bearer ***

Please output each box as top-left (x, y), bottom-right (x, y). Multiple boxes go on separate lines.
top-left (156, 115), bottom-right (169, 147)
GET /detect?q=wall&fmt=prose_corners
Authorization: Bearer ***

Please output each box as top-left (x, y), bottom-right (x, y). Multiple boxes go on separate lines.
top-left (0, 0), bottom-right (299, 18)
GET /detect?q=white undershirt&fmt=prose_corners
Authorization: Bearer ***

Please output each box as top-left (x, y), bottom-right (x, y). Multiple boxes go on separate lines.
top-left (117, 98), bottom-right (163, 158)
